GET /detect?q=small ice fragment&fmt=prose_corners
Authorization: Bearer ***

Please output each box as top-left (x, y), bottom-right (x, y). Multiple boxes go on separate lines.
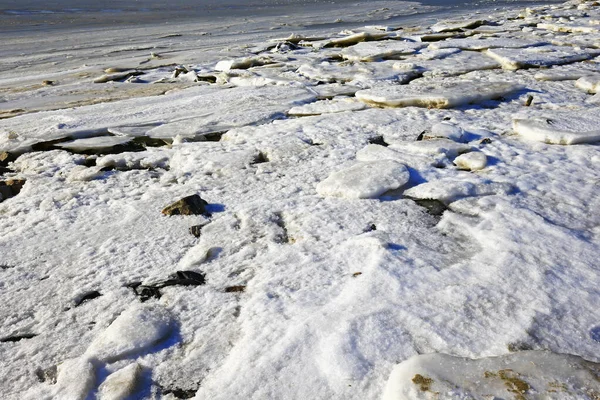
top-left (454, 151), bottom-right (487, 170)
top-left (86, 304), bottom-right (174, 362)
top-left (316, 160), bottom-right (410, 199)
top-left (54, 357), bottom-right (96, 400)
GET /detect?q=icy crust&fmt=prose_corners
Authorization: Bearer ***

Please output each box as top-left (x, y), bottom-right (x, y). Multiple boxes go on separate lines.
top-left (355, 81), bottom-right (523, 108)
top-left (56, 136), bottom-right (134, 152)
top-left (393, 51), bottom-right (501, 77)
top-left (316, 160), bottom-right (410, 199)
top-left (383, 351), bottom-right (600, 400)
top-left (513, 109), bottom-right (600, 144)
top-left (288, 98), bottom-right (366, 116)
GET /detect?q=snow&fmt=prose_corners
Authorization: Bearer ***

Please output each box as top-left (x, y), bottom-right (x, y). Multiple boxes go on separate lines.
top-left (2, 0), bottom-right (600, 399)
top-left (316, 160), bottom-right (410, 198)
top-left (355, 81), bottom-right (523, 108)
top-left (383, 351), bottom-right (600, 399)
top-left (576, 74), bottom-right (600, 93)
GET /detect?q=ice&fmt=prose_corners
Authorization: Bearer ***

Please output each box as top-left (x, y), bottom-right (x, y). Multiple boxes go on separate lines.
top-left (316, 160), bottom-right (410, 198)
top-left (390, 138), bottom-right (472, 159)
top-left (98, 363), bottom-right (142, 400)
top-left (538, 21), bottom-right (600, 33)
top-left (404, 179), bottom-right (515, 204)
top-left (297, 61), bottom-right (412, 85)
top-left (288, 98), bottom-right (367, 116)
top-left (306, 31), bottom-right (390, 49)
top-left (484, 45), bottom-right (600, 70)
top-left (356, 81), bottom-right (523, 108)
top-left (28, 357), bottom-right (97, 400)
top-left (393, 50), bottom-right (501, 77)
top-left (85, 304), bottom-right (174, 362)
top-left (383, 351), bottom-right (600, 400)
top-left (429, 37), bottom-right (546, 50)
top-left (341, 40), bottom-right (424, 62)
top-left (215, 56), bottom-right (278, 71)
top-left (513, 111), bottom-right (600, 144)
top-left (576, 74), bottom-right (600, 93)
top-left (431, 19), bottom-right (484, 33)
top-left (56, 136), bottom-right (134, 152)
top-left (424, 122), bottom-right (465, 142)
top-left (454, 151), bottom-right (488, 170)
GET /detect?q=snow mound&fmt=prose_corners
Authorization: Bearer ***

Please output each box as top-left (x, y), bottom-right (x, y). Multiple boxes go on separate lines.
top-left (341, 40), bottom-right (424, 62)
top-left (485, 45), bottom-right (599, 70)
top-left (424, 122), bottom-right (465, 142)
top-left (513, 111), bottom-right (600, 145)
top-left (356, 81), bottom-right (522, 108)
top-left (316, 160), bottom-right (410, 199)
top-left (86, 304), bottom-right (174, 362)
top-left (383, 351), bottom-right (600, 400)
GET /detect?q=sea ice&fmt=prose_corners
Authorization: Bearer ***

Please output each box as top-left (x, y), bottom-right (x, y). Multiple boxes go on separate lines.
top-left (484, 45), bottom-right (600, 70)
top-left (404, 179), bottom-right (514, 204)
top-left (56, 136), bottom-right (134, 152)
top-left (341, 40), bottom-right (424, 62)
top-left (431, 19), bottom-right (485, 32)
top-left (394, 50), bottom-right (500, 77)
top-left (356, 81), bottom-right (522, 108)
top-left (97, 363), bottom-right (142, 400)
top-left (383, 351), bottom-right (600, 400)
top-left (316, 160), bottom-right (410, 198)
top-left (423, 122), bottom-right (465, 142)
top-left (429, 37), bottom-right (546, 50)
top-left (288, 98), bottom-right (367, 116)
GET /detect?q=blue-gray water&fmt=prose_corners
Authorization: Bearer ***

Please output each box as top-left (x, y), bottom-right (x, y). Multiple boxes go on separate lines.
top-left (0, 0), bottom-right (555, 33)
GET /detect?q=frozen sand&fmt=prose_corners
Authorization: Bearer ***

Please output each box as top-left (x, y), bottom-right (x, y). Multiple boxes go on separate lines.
top-left (1, 0), bottom-right (600, 399)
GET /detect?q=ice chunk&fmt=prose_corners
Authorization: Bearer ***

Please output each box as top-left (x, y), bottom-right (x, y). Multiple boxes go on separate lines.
top-left (98, 363), bottom-right (142, 400)
top-left (341, 41), bottom-right (424, 62)
top-left (538, 22), bottom-right (600, 33)
top-left (356, 81), bottom-right (522, 108)
top-left (56, 136), bottom-right (134, 152)
top-left (424, 122), bottom-right (465, 142)
top-left (484, 45), bottom-right (599, 70)
top-left (356, 144), bottom-right (443, 169)
top-left (383, 351), bottom-right (600, 400)
top-left (86, 304), bottom-right (174, 362)
top-left (404, 179), bottom-right (514, 203)
top-left (288, 98), bottom-right (366, 116)
top-left (394, 51), bottom-right (500, 77)
top-left (390, 139), bottom-right (471, 159)
top-left (297, 61), bottom-right (411, 84)
top-left (215, 56), bottom-right (277, 72)
top-left (316, 160), bottom-right (410, 199)
top-left (513, 112), bottom-right (600, 145)
top-left (431, 19), bottom-right (484, 32)
top-left (454, 151), bottom-right (487, 170)
top-left (575, 75), bottom-right (600, 94)
top-left (307, 31), bottom-right (389, 49)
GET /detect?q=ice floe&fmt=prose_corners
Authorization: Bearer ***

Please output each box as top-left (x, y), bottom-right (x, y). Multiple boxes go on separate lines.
top-left (513, 110), bottom-right (600, 144)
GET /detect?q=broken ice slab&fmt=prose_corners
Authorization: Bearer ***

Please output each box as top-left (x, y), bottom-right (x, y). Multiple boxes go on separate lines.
top-left (340, 40), bottom-right (425, 62)
top-left (288, 98), bottom-right (366, 116)
top-left (355, 81), bottom-right (523, 109)
top-left (513, 111), bottom-right (600, 145)
top-left (484, 45), bottom-right (600, 70)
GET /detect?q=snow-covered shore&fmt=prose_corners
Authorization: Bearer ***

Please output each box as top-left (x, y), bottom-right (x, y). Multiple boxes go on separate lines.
top-left (1, 0), bottom-right (600, 399)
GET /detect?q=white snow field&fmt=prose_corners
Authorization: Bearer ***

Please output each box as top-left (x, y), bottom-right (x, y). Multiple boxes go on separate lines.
top-left (1, 0), bottom-right (600, 399)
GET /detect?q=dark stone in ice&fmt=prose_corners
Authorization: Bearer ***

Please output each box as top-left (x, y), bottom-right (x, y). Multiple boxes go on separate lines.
top-left (0, 333), bottom-right (37, 343)
top-left (161, 386), bottom-right (197, 399)
top-left (480, 138), bottom-right (492, 145)
top-left (0, 152), bottom-right (16, 167)
top-left (416, 131), bottom-right (426, 141)
top-left (225, 285), bottom-right (246, 293)
top-left (368, 135), bottom-right (389, 147)
top-left (74, 291), bottom-right (102, 307)
top-left (162, 195), bottom-right (209, 216)
top-left (0, 179), bottom-right (26, 203)
top-left (128, 270), bottom-right (206, 302)
top-left (413, 199), bottom-right (447, 216)
top-left (189, 225), bottom-right (203, 238)
top-left (35, 365), bottom-right (58, 384)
